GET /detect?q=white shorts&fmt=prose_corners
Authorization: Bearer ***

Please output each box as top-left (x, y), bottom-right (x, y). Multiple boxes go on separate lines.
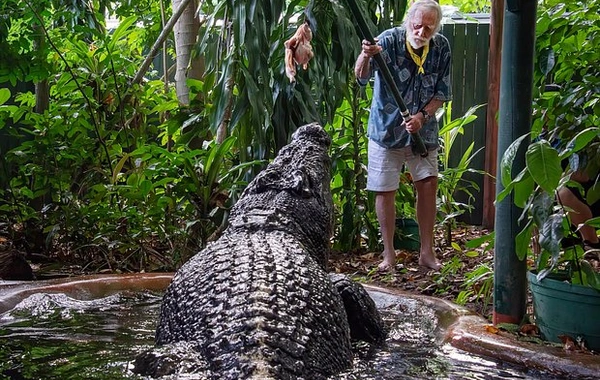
top-left (366, 139), bottom-right (438, 192)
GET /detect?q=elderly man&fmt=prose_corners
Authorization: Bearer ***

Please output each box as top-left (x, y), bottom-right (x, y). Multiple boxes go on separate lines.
top-left (354, 0), bottom-right (452, 271)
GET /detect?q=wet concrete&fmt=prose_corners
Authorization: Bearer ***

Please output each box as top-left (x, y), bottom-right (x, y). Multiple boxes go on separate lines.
top-left (1, 274), bottom-right (598, 379)
top-left (364, 284), bottom-right (600, 380)
top-left (0, 273), bottom-right (173, 314)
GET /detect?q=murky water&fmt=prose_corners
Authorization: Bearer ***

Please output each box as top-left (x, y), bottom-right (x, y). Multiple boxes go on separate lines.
top-left (0, 289), bottom-right (561, 380)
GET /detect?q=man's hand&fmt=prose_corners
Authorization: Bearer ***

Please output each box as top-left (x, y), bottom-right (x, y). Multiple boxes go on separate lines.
top-left (355, 39), bottom-right (382, 79)
top-left (404, 112), bottom-right (427, 134)
top-left (361, 39), bottom-right (382, 57)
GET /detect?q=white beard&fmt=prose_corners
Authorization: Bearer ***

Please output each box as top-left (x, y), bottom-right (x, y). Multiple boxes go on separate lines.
top-left (407, 34), bottom-right (429, 49)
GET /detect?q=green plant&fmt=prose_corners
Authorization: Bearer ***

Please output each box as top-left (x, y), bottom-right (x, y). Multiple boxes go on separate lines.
top-left (328, 82), bottom-right (378, 253)
top-left (433, 255), bottom-right (463, 296)
top-left (457, 263), bottom-right (493, 313)
top-left (193, 0), bottom-right (366, 166)
top-left (498, 131), bottom-right (600, 290)
top-left (395, 172), bottom-right (417, 218)
top-left (0, 7), bottom-right (265, 271)
top-left (532, 0), bottom-right (600, 175)
top-left (496, 0), bottom-right (600, 290)
top-left (437, 102), bottom-right (487, 245)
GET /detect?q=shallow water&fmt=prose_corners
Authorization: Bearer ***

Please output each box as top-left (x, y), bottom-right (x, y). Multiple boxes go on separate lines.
top-left (0, 289), bottom-right (561, 380)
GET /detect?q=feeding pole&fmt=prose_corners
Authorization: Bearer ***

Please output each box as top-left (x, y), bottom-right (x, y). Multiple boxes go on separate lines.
top-left (493, 0), bottom-right (538, 325)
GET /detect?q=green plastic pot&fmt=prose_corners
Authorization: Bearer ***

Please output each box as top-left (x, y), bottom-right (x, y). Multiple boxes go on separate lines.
top-left (527, 271), bottom-right (600, 351)
top-left (394, 218), bottom-right (420, 251)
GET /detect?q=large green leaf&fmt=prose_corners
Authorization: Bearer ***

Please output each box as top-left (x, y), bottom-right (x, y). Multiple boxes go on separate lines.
top-left (0, 88), bottom-right (10, 106)
top-left (499, 133), bottom-right (530, 189)
top-left (107, 15), bottom-right (137, 51)
top-left (537, 48), bottom-right (555, 75)
top-left (525, 140), bottom-right (562, 194)
top-left (530, 190), bottom-right (554, 228)
top-left (513, 175), bottom-right (534, 209)
top-left (559, 127), bottom-right (600, 159)
top-left (585, 216), bottom-right (600, 228)
top-left (205, 136), bottom-right (237, 194)
top-left (515, 221), bottom-right (533, 261)
top-left (538, 213), bottom-right (564, 275)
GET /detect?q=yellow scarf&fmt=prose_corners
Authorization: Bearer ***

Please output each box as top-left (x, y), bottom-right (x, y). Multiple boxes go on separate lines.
top-left (406, 39), bottom-right (429, 75)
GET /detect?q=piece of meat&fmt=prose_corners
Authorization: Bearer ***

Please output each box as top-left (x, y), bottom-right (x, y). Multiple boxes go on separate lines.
top-left (284, 21), bottom-right (314, 82)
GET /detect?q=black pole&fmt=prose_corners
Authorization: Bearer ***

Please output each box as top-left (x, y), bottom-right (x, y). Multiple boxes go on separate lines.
top-left (345, 0), bottom-right (428, 157)
top-left (493, 0), bottom-right (537, 325)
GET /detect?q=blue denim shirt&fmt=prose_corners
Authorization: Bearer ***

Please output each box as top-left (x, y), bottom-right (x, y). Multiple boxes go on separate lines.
top-left (358, 28), bottom-right (452, 149)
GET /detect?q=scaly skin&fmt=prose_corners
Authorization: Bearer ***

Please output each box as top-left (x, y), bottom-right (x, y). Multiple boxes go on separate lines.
top-left (133, 123), bottom-right (385, 379)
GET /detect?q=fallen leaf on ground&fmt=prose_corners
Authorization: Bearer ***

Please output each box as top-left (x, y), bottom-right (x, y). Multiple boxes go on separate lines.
top-left (558, 335), bottom-right (577, 352)
top-left (520, 324), bottom-right (539, 336)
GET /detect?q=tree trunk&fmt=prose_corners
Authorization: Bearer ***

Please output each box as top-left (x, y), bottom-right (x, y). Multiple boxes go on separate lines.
top-left (33, 23), bottom-right (49, 114)
top-left (131, 0), bottom-right (194, 87)
top-left (173, 0), bottom-right (204, 105)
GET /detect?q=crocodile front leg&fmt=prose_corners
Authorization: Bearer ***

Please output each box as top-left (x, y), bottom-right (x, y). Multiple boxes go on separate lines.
top-left (329, 273), bottom-right (387, 344)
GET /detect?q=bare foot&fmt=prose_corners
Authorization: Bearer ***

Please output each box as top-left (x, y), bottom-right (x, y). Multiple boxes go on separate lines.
top-left (377, 251), bottom-right (396, 272)
top-left (418, 254), bottom-right (441, 270)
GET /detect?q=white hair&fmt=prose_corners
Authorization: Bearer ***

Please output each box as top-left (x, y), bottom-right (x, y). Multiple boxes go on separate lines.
top-left (404, 0), bottom-right (443, 34)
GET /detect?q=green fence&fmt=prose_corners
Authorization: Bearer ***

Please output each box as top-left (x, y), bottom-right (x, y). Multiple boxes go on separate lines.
top-left (441, 14), bottom-right (490, 225)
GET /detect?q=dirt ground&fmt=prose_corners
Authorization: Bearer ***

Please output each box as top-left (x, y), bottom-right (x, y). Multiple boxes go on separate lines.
top-left (329, 224), bottom-right (496, 318)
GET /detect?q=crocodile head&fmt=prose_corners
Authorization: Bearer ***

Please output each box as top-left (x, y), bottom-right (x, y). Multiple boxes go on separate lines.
top-left (228, 122), bottom-right (333, 268)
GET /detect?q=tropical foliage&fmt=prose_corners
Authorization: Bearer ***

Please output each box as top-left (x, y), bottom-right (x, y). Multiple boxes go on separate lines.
top-left (0, 0), bottom-right (253, 270)
top-left (0, 0), bottom-right (493, 275)
top-left (532, 0), bottom-right (600, 175)
top-left (498, 0), bottom-right (600, 289)
top-left (0, 0), bottom-right (416, 270)
top-left (437, 102), bottom-right (486, 245)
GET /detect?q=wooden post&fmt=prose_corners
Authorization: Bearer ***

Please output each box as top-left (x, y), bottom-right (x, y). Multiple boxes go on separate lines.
top-left (482, 0), bottom-right (504, 229)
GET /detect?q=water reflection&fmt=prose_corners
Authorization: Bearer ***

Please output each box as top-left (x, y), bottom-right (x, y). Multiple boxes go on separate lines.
top-left (0, 290), bottom-right (561, 379)
top-left (333, 294), bottom-right (551, 380)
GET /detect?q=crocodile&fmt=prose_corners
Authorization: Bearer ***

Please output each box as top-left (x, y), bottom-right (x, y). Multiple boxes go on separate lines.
top-left (133, 123), bottom-right (386, 379)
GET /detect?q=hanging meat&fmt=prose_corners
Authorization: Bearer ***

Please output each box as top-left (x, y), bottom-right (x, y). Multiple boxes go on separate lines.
top-left (284, 21), bottom-right (314, 83)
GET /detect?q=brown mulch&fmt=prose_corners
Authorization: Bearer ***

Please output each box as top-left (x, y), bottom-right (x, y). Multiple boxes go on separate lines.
top-left (329, 224), bottom-right (496, 319)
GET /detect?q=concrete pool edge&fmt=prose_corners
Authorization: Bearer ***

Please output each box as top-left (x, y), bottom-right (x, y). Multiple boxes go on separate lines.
top-left (365, 284), bottom-right (600, 379)
top-left (0, 272), bottom-right (174, 313)
top-left (1, 274), bottom-right (598, 379)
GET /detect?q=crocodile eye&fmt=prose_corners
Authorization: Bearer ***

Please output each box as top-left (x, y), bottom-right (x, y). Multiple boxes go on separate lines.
top-left (290, 169), bottom-right (313, 198)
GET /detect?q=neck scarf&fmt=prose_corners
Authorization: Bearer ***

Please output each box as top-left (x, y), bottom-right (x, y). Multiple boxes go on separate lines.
top-left (406, 39), bottom-right (429, 75)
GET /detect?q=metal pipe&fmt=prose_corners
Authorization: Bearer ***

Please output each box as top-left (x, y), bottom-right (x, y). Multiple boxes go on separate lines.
top-left (493, 0), bottom-right (537, 326)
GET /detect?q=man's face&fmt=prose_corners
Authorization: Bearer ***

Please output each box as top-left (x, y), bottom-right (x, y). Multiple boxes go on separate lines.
top-left (407, 9), bottom-right (438, 49)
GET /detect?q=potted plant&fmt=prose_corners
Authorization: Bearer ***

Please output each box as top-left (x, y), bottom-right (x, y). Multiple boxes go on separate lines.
top-left (496, 0), bottom-right (600, 351)
top-left (498, 130), bottom-right (600, 351)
